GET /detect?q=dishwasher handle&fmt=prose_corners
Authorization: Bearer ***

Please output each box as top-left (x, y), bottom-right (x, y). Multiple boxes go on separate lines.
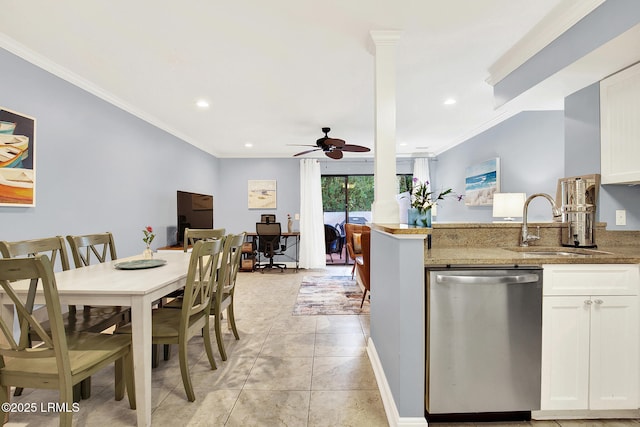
top-left (435, 273), bottom-right (540, 285)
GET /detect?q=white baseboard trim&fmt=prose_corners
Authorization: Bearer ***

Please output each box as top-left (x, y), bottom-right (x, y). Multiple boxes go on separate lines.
top-left (532, 409), bottom-right (640, 420)
top-left (367, 338), bottom-right (428, 427)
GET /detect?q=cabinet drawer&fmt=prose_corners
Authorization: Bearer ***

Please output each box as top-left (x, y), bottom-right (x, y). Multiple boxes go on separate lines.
top-left (543, 264), bottom-right (639, 296)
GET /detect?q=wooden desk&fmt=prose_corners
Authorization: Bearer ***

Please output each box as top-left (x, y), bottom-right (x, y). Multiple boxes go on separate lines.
top-left (245, 231), bottom-right (300, 271)
top-left (0, 251), bottom-right (191, 427)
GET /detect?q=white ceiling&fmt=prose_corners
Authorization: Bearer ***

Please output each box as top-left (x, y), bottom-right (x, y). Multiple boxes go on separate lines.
top-left (0, 0), bottom-right (620, 159)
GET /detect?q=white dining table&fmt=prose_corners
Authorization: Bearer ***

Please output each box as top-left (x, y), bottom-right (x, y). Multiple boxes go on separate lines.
top-left (0, 251), bottom-right (192, 427)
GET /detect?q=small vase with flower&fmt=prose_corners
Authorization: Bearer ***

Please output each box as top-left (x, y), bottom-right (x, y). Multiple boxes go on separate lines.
top-left (142, 226), bottom-right (155, 259)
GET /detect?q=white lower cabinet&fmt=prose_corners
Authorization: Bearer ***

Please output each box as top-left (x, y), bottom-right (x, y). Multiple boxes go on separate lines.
top-left (540, 265), bottom-right (639, 412)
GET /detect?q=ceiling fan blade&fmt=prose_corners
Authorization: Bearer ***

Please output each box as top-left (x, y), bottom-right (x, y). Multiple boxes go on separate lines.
top-left (326, 150), bottom-right (343, 160)
top-left (341, 144), bottom-right (370, 153)
top-left (287, 144), bottom-right (318, 147)
top-left (324, 138), bottom-right (345, 148)
top-left (293, 148), bottom-right (321, 157)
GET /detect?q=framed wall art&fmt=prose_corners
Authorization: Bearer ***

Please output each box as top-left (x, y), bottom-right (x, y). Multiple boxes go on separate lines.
top-left (0, 107), bottom-right (36, 207)
top-left (464, 157), bottom-right (500, 206)
top-left (248, 179), bottom-right (276, 209)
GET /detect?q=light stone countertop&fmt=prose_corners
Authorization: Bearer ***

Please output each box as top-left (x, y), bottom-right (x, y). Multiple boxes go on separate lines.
top-left (371, 223), bottom-right (640, 266)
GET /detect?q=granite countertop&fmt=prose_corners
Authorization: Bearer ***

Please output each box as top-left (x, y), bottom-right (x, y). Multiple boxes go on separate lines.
top-left (371, 223), bottom-right (640, 266)
top-left (424, 245), bottom-right (640, 266)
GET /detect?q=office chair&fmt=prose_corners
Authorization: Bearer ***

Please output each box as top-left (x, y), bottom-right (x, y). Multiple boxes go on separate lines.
top-left (255, 222), bottom-right (286, 272)
top-left (260, 214), bottom-right (276, 224)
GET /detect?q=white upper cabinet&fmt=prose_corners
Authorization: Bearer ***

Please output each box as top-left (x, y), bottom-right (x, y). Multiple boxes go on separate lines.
top-left (600, 62), bottom-right (640, 184)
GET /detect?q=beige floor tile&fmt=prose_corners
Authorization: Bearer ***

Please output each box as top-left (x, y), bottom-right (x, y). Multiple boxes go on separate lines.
top-left (244, 355), bottom-right (314, 390)
top-left (308, 390), bottom-right (388, 427)
top-left (225, 390), bottom-right (310, 427)
top-left (311, 356), bottom-right (378, 390)
top-left (316, 315), bottom-right (364, 334)
top-left (261, 332), bottom-right (316, 357)
top-left (557, 421), bottom-right (640, 427)
top-left (152, 389), bottom-right (241, 427)
top-left (314, 333), bottom-right (366, 357)
top-left (269, 315), bottom-right (318, 334)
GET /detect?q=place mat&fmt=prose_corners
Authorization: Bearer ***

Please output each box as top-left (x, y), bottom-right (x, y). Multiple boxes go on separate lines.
top-left (292, 275), bottom-right (369, 315)
top-left (114, 259), bottom-right (167, 270)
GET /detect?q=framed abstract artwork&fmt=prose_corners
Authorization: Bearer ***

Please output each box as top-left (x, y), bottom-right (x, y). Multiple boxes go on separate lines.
top-left (464, 157), bottom-right (500, 206)
top-left (248, 180), bottom-right (276, 209)
top-left (0, 107), bottom-right (36, 207)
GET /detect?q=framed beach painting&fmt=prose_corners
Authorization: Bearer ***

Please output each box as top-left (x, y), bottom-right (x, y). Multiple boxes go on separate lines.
top-left (464, 157), bottom-right (500, 206)
top-left (0, 107), bottom-right (36, 207)
top-left (248, 179), bottom-right (276, 209)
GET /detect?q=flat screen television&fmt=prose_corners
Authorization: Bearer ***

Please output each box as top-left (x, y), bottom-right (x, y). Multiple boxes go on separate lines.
top-left (177, 190), bottom-right (214, 245)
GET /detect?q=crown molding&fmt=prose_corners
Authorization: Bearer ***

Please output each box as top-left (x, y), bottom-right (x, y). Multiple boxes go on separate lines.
top-left (370, 30), bottom-right (403, 45)
top-left (0, 33), bottom-right (219, 157)
top-left (486, 0), bottom-right (605, 86)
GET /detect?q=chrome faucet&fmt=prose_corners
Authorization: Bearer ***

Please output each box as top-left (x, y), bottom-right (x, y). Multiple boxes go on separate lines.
top-left (520, 193), bottom-right (562, 247)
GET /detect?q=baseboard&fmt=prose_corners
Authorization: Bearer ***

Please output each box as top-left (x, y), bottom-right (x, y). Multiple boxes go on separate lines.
top-left (532, 409), bottom-right (640, 420)
top-left (367, 338), bottom-right (428, 427)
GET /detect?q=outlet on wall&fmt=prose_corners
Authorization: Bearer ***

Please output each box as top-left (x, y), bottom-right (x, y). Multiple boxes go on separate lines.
top-left (616, 209), bottom-right (627, 226)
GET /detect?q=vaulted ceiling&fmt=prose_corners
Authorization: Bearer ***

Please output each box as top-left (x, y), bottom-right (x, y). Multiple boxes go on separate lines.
top-left (0, 0), bottom-right (622, 159)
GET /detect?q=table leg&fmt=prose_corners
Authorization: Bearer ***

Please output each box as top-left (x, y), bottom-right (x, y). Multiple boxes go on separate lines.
top-left (131, 297), bottom-right (152, 427)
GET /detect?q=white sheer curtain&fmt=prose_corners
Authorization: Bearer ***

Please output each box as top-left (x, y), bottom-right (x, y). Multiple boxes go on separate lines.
top-left (299, 159), bottom-right (326, 269)
top-left (413, 157), bottom-right (431, 190)
top-left (413, 157), bottom-right (433, 215)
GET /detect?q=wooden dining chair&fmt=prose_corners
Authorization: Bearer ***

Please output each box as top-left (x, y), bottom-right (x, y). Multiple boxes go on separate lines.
top-left (0, 236), bottom-right (87, 398)
top-left (66, 232), bottom-right (131, 332)
top-left (0, 255), bottom-right (135, 427)
top-left (183, 228), bottom-right (226, 252)
top-left (117, 239), bottom-right (223, 402)
top-left (211, 232), bottom-right (245, 361)
top-left (354, 226), bottom-right (371, 308)
top-left (345, 223), bottom-right (365, 278)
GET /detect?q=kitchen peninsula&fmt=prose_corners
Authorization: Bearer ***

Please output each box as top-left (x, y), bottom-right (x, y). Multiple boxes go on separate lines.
top-left (367, 222), bottom-right (640, 427)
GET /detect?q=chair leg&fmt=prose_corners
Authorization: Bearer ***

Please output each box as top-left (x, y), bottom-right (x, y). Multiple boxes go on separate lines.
top-left (179, 338), bottom-right (195, 402)
top-left (60, 386), bottom-right (74, 427)
top-left (203, 319), bottom-right (217, 370)
top-left (360, 289), bottom-right (368, 308)
top-left (80, 377), bottom-right (91, 399)
top-left (163, 344), bottom-right (171, 361)
top-left (152, 344), bottom-right (160, 368)
top-left (215, 312), bottom-right (227, 361)
top-left (115, 359), bottom-right (125, 401)
top-left (13, 387), bottom-right (23, 396)
top-left (125, 351), bottom-right (136, 409)
top-left (351, 263), bottom-right (356, 279)
top-left (228, 304), bottom-right (240, 340)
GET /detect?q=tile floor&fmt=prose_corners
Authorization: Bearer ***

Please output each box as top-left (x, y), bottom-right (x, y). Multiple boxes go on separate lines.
top-left (4, 265), bottom-right (640, 426)
top-left (4, 265), bottom-right (386, 426)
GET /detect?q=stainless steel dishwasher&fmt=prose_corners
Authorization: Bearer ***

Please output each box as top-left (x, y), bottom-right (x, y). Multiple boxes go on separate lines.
top-left (426, 267), bottom-right (542, 421)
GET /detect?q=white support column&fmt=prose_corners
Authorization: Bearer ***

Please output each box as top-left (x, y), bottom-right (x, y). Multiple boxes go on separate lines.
top-left (370, 30), bottom-right (402, 224)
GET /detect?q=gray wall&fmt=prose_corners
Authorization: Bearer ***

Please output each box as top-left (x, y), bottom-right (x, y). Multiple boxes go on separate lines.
top-left (215, 158), bottom-right (300, 235)
top-left (564, 83), bottom-right (640, 230)
top-left (433, 111), bottom-right (565, 223)
top-left (0, 48), bottom-right (220, 257)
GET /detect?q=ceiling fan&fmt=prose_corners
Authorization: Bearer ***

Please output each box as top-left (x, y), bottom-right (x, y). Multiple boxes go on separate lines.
top-left (292, 127), bottom-right (371, 159)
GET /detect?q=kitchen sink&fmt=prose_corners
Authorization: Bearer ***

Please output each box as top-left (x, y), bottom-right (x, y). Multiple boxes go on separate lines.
top-left (505, 247), bottom-right (614, 257)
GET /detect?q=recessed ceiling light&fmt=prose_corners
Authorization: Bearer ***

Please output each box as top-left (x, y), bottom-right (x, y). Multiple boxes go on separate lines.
top-left (244, 143), bottom-right (253, 148)
top-left (443, 98), bottom-right (456, 105)
top-left (196, 100), bottom-right (210, 108)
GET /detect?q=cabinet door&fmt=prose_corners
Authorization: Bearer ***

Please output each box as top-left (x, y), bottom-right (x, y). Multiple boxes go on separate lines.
top-left (541, 296), bottom-right (590, 410)
top-left (600, 62), bottom-right (640, 184)
top-left (589, 296), bottom-right (639, 410)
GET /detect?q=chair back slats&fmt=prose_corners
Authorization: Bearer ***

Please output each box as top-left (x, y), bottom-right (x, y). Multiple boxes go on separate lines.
top-left (183, 228), bottom-right (225, 252)
top-left (0, 236), bottom-right (70, 272)
top-left (181, 239), bottom-right (222, 328)
top-left (218, 233), bottom-right (245, 296)
top-left (0, 256), bottom-right (67, 361)
top-left (66, 233), bottom-right (117, 268)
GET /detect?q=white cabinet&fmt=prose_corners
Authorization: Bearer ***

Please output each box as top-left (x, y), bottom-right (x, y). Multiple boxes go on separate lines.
top-left (540, 264), bottom-right (639, 412)
top-left (600, 62), bottom-right (640, 184)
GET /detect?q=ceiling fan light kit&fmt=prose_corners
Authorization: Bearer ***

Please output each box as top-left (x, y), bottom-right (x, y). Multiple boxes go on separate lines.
top-left (292, 127), bottom-right (371, 160)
